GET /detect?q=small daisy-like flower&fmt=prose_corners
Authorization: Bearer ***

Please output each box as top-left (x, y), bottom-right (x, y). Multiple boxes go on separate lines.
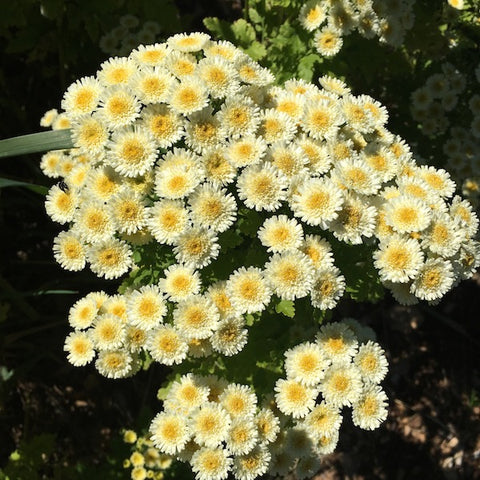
top-left (335, 158), bottom-right (382, 196)
top-left (202, 148), bottom-right (237, 186)
top-left (310, 265), bottom-right (346, 310)
top-left (302, 401), bottom-right (342, 440)
top-left (149, 411), bottom-right (191, 455)
top-left (303, 99), bottom-right (343, 140)
top-left (274, 378), bottom-right (318, 418)
top-left (173, 295), bottom-right (219, 340)
top-left (146, 199), bottom-right (190, 245)
top-left (275, 91), bottom-right (305, 123)
top-left (341, 95), bottom-right (376, 134)
top-left (129, 66), bottom-right (174, 104)
top-left (267, 142), bottom-right (309, 179)
top-left (450, 196), bottom-right (479, 237)
top-left (168, 32), bottom-right (210, 52)
top-left (373, 234), bottom-right (424, 283)
top-left (52, 112), bottom-right (71, 130)
top-left (91, 314), bottom-right (126, 351)
top-left (53, 230), bottom-right (86, 271)
top-left (219, 383), bottom-right (257, 419)
top-left (125, 325), bottom-right (147, 352)
top-left (64, 331), bottom-right (95, 366)
top-left (314, 27), bottom-right (343, 57)
top-left (361, 144), bottom-right (398, 183)
top-left (173, 227), bottom-right (219, 269)
top-left (155, 161), bottom-right (203, 200)
top-left (98, 57), bottom-right (137, 86)
top-left (354, 341), bottom-right (388, 384)
top-left (141, 104), bottom-right (185, 148)
top-left (106, 126), bottom-right (157, 178)
top-left (314, 429), bottom-right (339, 455)
top-left (284, 342), bottom-right (329, 386)
top-left (410, 257), bottom-right (454, 301)
top-left (184, 107), bottom-right (223, 154)
top-left (352, 385), bottom-right (388, 430)
top-left (87, 238), bottom-right (133, 279)
top-left (296, 136), bottom-right (332, 175)
top-left (71, 114), bottom-right (109, 155)
top-left (198, 56), bottom-right (239, 99)
top-left (126, 285), bottom-right (167, 330)
top-left (159, 263), bottom-right (201, 303)
top-left (316, 322), bottom-right (358, 363)
top-left (207, 281), bottom-right (238, 320)
top-left (264, 251), bottom-right (315, 300)
top-left (210, 317), bottom-right (248, 356)
top-left (329, 193), bottom-right (377, 244)
top-left (147, 325), bottom-right (189, 365)
top-left (191, 402), bottom-right (231, 448)
top-left (299, 1), bottom-right (326, 31)
top-left (73, 201), bottom-right (116, 243)
top-left (255, 408), bottom-right (280, 444)
top-left (62, 76), bottom-right (102, 118)
top-left (95, 349), bottom-right (135, 379)
top-left (237, 59), bottom-right (274, 86)
top-left (40, 108), bottom-right (58, 127)
top-left (103, 294), bottom-right (128, 320)
top-left (300, 234), bottom-right (334, 269)
top-left (227, 267), bottom-right (272, 315)
top-left (291, 176), bottom-right (344, 228)
top-left (188, 337), bottom-right (213, 359)
top-left (40, 151), bottom-right (63, 178)
top-left (45, 185), bottom-right (78, 224)
top-left (85, 166), bottom-right (120, 202)
top-left (68, 297), bottom-right (98, 329)
top-left (108, 189), bottom-right (147, 234)
top-left (232, 444), bottom-right (271, 480)
top-left (164, 373), bottom-right (210, 415)
top-left (130, 43), bottom-right (169, 67)
top-left (258, 109), bottom-right (297, 145)
top-left (98, 86), bottom-right (141, 129)
top-left (217, 95), bottom-right (260, 139)
top-left (422, 212), bottom-right (463, 257)
top-left (226, 418), bottom-right (258, 456)
top-left (191, 446), bottom-right (232, 480)
top-left (189, 184), bottom-right (237, 233)
top-left (321, 363), bottom-right (363, 407)
top-left (237, 163), bottom-right (288, 212)
top-left (225, 136), bottom-right (267, 169)
top-left (384, 196), bottom-right (432, 234)
top-left (417, 166), bottom-right (456, 198)
top-left (258, 215), bottom-right (304, 253)
top-left (169, 77), bottom-right (209, 115)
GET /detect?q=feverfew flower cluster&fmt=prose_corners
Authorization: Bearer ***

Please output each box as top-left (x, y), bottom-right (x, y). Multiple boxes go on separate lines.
top-left (122, 429), bottom-right (173, 480)
top-left (150, 375), bottom-right (280, 480)
top-left (42, 33), bottom-right (479, 330)
top-left (100, 15), bottom-right (162, 57)
top-left (147, 319), bottom-right (388, 480)
top-left (63, 282), bottom-right (250, 378)
top-left (299, 0), bottom-right (415, 57)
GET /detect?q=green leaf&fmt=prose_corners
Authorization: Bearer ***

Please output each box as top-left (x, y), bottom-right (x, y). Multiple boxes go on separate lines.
top-left (248, 7), bottom-right (263, 24)
top-left (230, 19), bottom-right (256, 45)
top-left (245, 41), bottom-right (267, 60)
top-left (297, 53), bottom-right (321, 81)
top-left (0, 129), bottom-right (73, 159)
top-left (218, 229), bottom-right (243, 250)
top-left (275, 299), bottom-right (295, 318)
top-left (0, 178), bottom-right (48, 195)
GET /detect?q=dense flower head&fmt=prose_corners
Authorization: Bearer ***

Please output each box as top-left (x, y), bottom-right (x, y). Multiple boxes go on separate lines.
top-left (40, 34), bottom-right (479, 479)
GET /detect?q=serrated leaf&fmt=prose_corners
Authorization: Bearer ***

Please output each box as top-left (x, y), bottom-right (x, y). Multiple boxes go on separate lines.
top-left (245, 41), bottom-right (267, 60)
top-left (231, 19), bottom-right (257, 45)
top-left (203, 17), bottom-right (235, 43)
top-left (218, 229), bottom-right (243, 250)
top-left (297, 53), bottom-right (321, 81)
top-left (248, 7), bottom-right (263, 24)
top-left (275, 299), bottom-right (295, 318)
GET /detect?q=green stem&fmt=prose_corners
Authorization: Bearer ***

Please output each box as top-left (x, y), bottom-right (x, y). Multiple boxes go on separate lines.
top-left (0, 129), bottom-right (74, 159)
top-left (245, 0), bottom-right (249, 21)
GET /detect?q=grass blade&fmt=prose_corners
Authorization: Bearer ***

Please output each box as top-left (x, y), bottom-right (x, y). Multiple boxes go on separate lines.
top-left (0, 177), bottom-right (49, 195)
top-left (0, 129), bottom-right (73, 158)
